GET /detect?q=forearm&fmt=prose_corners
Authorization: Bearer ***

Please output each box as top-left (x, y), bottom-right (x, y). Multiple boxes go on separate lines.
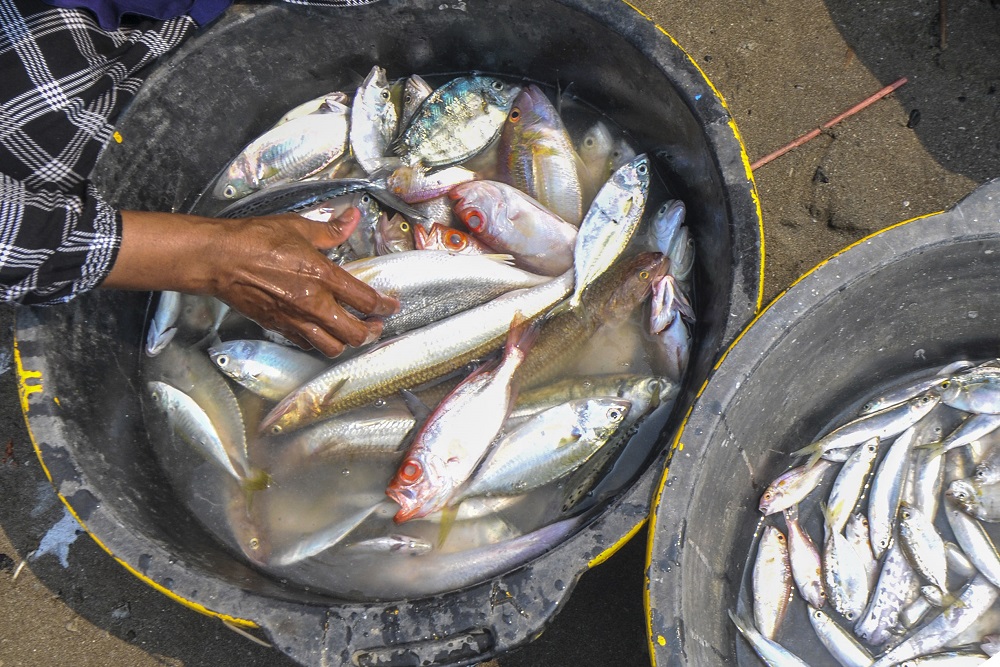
top-left (101, 210), bottom-right (228, 295)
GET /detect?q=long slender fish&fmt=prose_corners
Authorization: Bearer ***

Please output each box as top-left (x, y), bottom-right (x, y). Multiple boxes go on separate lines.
top-left (259, 271), bottom-right (573, 435)
top-left (869, 426), bottom-right (917, 558)
top-left (784, 505), bottom-right (826, 609)
top-left (807, 606), bottom-right (873, 667)
top-left (729, 610), bottom-right (811, 667)
top-left (944, 497), bottom-right (1000, 590)
top-left (753, 525), bottom-right (793, 639)
top-left (793, 393), bottom-right (940, 468)
top-left (898, 502), bottom-right (951, 601)
top-left (822, 503), bottom-right (870, 622)
top-left (826, 436), bottom-right (880, 533)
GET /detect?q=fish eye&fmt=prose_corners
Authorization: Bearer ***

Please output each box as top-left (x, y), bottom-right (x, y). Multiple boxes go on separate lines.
top-left (461, 210), bottom-right (484, 232)
top-left (879, 539), bottom-right (889, 548)
top-left (867, 443), bottom-right (877, 452)
top-left (400, 221), bottom-right (410, 232)
top-left (404, 93), bottom-right (413, 104)
top-left (639, 270), bottom-right (650, 280)
top-left (845, 611), bottom-right (855, 621)
top-left (399, 459), bottom-right (423, 484)
top-left (361, 194), bottom-right (372, 205)
top-left (491, 80), bottom-right (504, 91)
top-left (612, 149), bottom-right (623, 159)
top-left (584, 137), bottom-right (595, 148)
top-left (223, 184), bottom-right (237, 199)
top-left (901, 509), bottom-right (911, 519)
top-left (607, 407), bottom-right (624, 421)
top-left (658, 204), bottom-right (668, 215)
top-left (380, 90), bottom-right (390, 101)
top-left (215, 354), bottom-right (229, 368)
top-left (813, 610), bottom-right (823, 620)
top-left (862, 402), bottom-right (874, 412)
top-left (941, 380), bottom-right (951, 389)
top-left (249, 537), bottom-right (260, 551)
top-left (270, 424), bottom-right (283, 435)
top-left (763, 491), bottom-right (773, 501)
top-left (446, 232), bottom-right (467, 250)
top-left (509, 108), bottom-right (521, 123)
top-left (776, 533), bottom-right (786, 543)
top-left (637, 163), bottom-right (648, 175)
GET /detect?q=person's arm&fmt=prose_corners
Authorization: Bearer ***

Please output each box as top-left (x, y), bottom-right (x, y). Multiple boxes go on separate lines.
top-left (102, 208), bottom-right (399, 358)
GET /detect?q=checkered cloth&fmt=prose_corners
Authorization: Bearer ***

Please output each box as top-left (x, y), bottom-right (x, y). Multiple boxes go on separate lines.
top-left (0, 0), bottom-right (379, 305)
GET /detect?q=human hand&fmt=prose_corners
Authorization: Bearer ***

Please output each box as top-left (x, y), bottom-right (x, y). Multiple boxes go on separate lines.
top-left (106, 207), bottom-right (399, 357)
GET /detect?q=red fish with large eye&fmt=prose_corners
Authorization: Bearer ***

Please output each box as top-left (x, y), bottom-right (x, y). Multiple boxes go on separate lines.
top-left (413, 222), bottom-right (495, 256)
top-left (386, 315), bottom-right (540, 522)
top-left (450, 180), bottom-right (577, 276)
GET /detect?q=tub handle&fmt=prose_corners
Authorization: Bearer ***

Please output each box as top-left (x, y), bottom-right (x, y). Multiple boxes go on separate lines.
top-left (351, 627), bottom-right (494, 667)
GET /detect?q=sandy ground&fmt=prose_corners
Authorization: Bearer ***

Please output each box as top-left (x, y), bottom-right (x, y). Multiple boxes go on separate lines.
top-left (1, 0), bottom-right (997, 665)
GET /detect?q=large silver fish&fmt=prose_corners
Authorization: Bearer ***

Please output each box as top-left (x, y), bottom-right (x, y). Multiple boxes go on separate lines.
top-left (385, 318), bottom-right (539, 522)
top-left (568, 153), bottom-right (650, 309)
top-left (456, 397), bottom-right (631, 501)
top-left (343, 250), bottom-right (550, 337)
top-left (259, 271), bottom-right (573, 435)
top-left (212, 104), bottom-right (350, 200)
top-left (394, 76), bottom-right (519, 168)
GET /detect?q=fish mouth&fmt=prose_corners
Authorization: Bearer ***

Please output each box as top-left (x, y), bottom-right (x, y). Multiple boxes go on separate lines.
top-left (386, 488), bottom-right (423, 523)
top-left (412, 224), bottom-right (430, 249)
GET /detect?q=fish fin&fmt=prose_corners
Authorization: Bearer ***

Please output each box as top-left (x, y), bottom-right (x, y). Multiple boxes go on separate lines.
top-left (547, 296), bottom-right (575, 319)
top-left (482, 253), bottom-right (517, 266)
top-left (320, 376), bottom-right (350, 403)
top-left (435, 504), bottom-right (459, 548)
top-left (399, 389), bottom-right (433, 422)
top-left (506, 312), bottom-right (542, 357)
top-left (915, 440), bottom-right (946, 460)
top-left (791, 442), bottom-right (824, 469)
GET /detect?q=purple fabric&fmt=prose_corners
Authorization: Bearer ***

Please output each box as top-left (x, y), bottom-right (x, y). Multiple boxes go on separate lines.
top-left (41, 0), bottom-right (232, 29)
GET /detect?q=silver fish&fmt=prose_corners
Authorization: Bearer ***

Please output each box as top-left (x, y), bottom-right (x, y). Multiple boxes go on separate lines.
top-left (898, 502), bottom-right (952, 601)
top-left (385, 164), bottom-right (475, 204)
top-left (807, 606), bottom-right (873, 667)
top-left (575, 120), bottom-right (615, 204)
top-left (941, 375), bottom-right (1000, 414)
top-left (793, 393), bottom-right (940, 468)
top-left (759, 460), bottom-right (834, 516)
top-left (398, 74), bottom-right (434, 134)
top-left (456, 398), bottom-right (630, 501)
top-left (268, 91), bottom-right (350, 130)
top-left (509, 374), bottom-right (675, 425)
top-left (666, 226), bottom-right (696, 286)
top-left (146, 290), bottom-right (181, 357)
top-left (146, 381), bottom-right (265, 489)
top-left (926, 413), bottom-right (1000, 458)
top-left (947, 478), bottom-right (1000, 522)
top-left (945, 541), bottom-right (978, 579)
top-left (343, 250), bottom-right (550, 337)
top-left (753, 525), bottom-right (793, 639)
top-left (845, 512), bottom-right (878, 590)
top-left (870, 576), bottom-right (1000, 667)
top-left (213, 104), bottom-right (350, 200)
top-left (260, 271), bottom-right (573, 434)
top-left (342, 534), bottom-right (432, 555)
top-left (729, 610), bottom-right (811, 667)
top-left (784, 505), bottom-right (826, 609)
top-left (209, 340), bottom-right (328, 401)
top-left (869, 426), bottom-right (917, 558)
top-left (899, 653), bottom-right (991, 666)
top-left (944, 497), bottom-right (1000, 590)
top-left (827, 436), bottom-right (880, 534)
top-left (973, 443), bottom-right (1000, 485)
top-left (394, 76), bottom-right (519, 168)
top-left (901, 595), bottom-right (933, 629)
top-left (270, 398), bottom-right (416, 462)
top-left (350, 66), bottom-right (398, 175)
top-left (568, 153), bottom-right (650, 309)
top-left (268, 500), bottom-right (390, 567)
top-left (822, 503), bottom-right (870, 622)
top-left (856, 539), bottom-right (921, 645)
top-left (649, 199), bottom-right (686, 257)
top-left (859, 367), bottom-right (959, 416)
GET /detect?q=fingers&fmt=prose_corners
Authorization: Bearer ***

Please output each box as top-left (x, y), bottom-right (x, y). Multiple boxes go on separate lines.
top-left (325, 264), bottom-right (400, 318)
top-left (287, 207), bottom-right (361, 249)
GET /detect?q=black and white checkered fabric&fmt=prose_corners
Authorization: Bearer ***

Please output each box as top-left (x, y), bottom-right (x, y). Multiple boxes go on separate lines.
top-left (0, 0), bottom-right (382, 306)
top-left (0, 0), bottom-right (195, 304)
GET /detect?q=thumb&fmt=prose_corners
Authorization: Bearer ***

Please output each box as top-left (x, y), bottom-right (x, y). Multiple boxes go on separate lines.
top-left (293, 206), bottom-right (362, 250)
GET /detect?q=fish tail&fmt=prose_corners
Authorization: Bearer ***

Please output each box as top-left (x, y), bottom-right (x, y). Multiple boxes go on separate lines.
top-left (915, 440), bottom-right (946, 460)
top-left (791, 442), bottom-right (823, 469)
top-left (242, 469), bottom-right (273, 494)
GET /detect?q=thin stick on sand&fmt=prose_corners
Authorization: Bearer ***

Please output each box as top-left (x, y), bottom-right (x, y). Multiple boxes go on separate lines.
top-left (750, 77), bottom-right (908, 171)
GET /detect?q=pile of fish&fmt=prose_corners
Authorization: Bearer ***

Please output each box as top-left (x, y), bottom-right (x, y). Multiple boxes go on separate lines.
top-left (733, 359), bottom-right (1000, 665)
top-left (141, 66), bottom-right (696, 599)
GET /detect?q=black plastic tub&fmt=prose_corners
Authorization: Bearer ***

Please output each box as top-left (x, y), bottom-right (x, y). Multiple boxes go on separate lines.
top-left (15, 1), bottom-right (762, 665)
top-left (645, 179), bottom-right (1000, 665)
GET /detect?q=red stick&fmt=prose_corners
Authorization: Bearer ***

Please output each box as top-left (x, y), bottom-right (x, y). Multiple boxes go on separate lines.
top-left (750, 77), bottom-right (908, 171)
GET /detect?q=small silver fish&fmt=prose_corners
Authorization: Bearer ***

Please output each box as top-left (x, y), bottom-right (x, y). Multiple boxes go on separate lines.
top-left (146, 290), bottom-right (181, 357)
top-left (568, 153), bottom-right (650, 309)
top-left (209, 340), bottom-right (328, 401)
top-left (729, 610), bottom-right (811, 667)
top-left (753, 525), bottom-right (793, 639)
top-left (398, 74), bottom-right (433, 134)
top-left (343, 534), bottom-right (432, 555)
top-left (822, 503), bottom-right (870, 622)
top-left (856, 539), bottom-right (921, 645)
top-left (869, 426), bottom-right (917, 558)
top-left (944, 496), bottom-right (1000, 590)
top-left (898, 502), bottom-right (952, 602)
top-left (784, 505), bottom-right (826, 609)
top-left (826, 436), bottom-right (880, 534)
top-left (940, 375), bottom-right (1000, 414)
top-left (947, 478), bottom-right (1000, 521)
top-left (807, 606), bottom-right (873, 667)
top-left (759, 460), bottom-right (834, 516)
top-left (350, 66), bottom-right (398, 175)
